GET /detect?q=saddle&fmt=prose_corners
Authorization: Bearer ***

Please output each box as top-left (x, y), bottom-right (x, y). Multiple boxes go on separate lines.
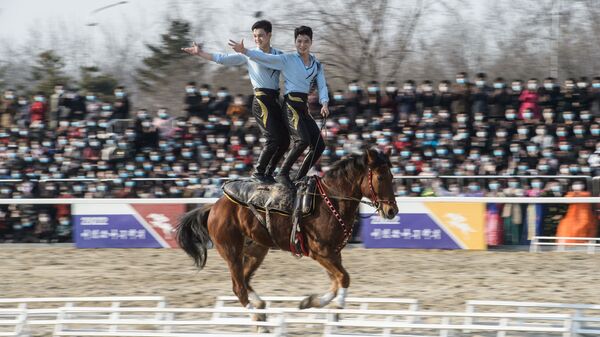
top-left (223, 177), bottom-right (317, 257)
top-left (222, 177), bottom-right (317, 217)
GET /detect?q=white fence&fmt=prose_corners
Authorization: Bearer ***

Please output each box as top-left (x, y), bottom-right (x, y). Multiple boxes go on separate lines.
top-left (2, 295), bottom-right (600, 337)
top-left (530, 236), bottom-right (600, 253)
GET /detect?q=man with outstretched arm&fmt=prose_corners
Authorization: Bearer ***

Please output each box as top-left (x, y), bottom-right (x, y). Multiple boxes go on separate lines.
top-left (182, 20), bottom-right (289, 184)
top-left (229, 25), bottom-right (329, 189)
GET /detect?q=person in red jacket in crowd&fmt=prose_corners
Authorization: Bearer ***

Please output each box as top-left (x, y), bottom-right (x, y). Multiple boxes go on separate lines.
top-left (29, 92), bottom-right (48, 124)
top-left (519, 78), bottom-right (539, 119)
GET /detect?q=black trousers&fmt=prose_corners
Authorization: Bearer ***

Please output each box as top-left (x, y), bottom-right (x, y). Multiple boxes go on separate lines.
top-left (279, 92), bottom-right (325, 180)
top-left (251, 88), bottom-right (290, 176)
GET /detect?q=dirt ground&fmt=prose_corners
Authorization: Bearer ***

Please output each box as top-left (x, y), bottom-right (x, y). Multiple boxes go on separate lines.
top-left (1, 246), bottom-right (598, 309)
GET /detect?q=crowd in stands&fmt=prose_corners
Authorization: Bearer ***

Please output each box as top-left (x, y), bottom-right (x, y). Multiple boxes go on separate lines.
top-left (0, 72), bottom-right (599, 242)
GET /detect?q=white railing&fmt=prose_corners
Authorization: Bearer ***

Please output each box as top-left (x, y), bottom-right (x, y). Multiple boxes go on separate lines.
top-left (466, 300), bottom-right (600, 336)
top-left (0, 309), bottom-right (27, 337)
top-left (0, 296), bottom-right (167, 336)
top-left (530, 236), bottom-right (600, 253)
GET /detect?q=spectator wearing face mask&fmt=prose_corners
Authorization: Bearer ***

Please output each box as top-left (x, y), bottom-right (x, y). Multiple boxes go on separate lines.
top-left (489, 77), bottom-right (509, 121)
top-left (113, 86), bottom-right (130, 120)
top-left (30, 92), bottom-right (48, 124)
top-left (540, 181), bottom-right (568, 236)
top-left (471, 72), bottom-right (490, 115)
top-left (508, 79), bottom-right (523, 110)
top-left (434, 80), bottom-right (454, 112)
top-left (210, 87), bottom-right (232, 115)
top-left (451, 72), bottom-right (472, 116)
top-left (183, 81), bottom-right (203, 119)
top-left (556, 181), bottom-right (597, 243)
top-left (1, 89), bottom-right (18, 128)
top-left (397, 80), bottom-right (417, 119)
top-left (538, 77), bottom-right (560, 111)
top-left (49, 85), bottom-right (66, 129)
top-left (518, 78), bottom-right (539, 119)
top-left (589, 76), bottom-right (600, 115)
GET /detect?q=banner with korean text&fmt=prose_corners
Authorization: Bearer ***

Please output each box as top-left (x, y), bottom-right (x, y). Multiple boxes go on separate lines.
top-left (73, 204), bottom-right (188, 248)
top-left (360, 201), bottom-right (486, 250)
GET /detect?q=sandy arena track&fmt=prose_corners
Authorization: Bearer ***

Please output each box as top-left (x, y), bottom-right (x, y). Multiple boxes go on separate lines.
top-left (1, 247), bottom-right (598, 309)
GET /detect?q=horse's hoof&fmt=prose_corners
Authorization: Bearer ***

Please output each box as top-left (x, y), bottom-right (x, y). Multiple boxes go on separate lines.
top-left (299, 294), bottom-right (317, 309)
top-left (252, 313), bottom-right (267, 322)
top-left (256, 326), bottom-right (270, 333)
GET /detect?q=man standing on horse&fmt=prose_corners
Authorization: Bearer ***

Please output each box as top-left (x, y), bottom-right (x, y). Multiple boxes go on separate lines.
top-left (182, 20), bottom-right (289, 184)
top-left (229, 26), bottom-right (330, 189)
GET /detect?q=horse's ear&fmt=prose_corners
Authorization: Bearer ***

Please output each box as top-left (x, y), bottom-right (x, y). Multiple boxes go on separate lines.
top-left (366, 147), bottom-right (378, 166)
top-left (384, 146), bottom-right (392, 157)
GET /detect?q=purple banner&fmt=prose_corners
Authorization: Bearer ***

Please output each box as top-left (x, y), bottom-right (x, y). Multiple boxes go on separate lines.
top-left (74, 215), bottom-right (162, 248)
top-left (360, 213), bottom-right (460, 249)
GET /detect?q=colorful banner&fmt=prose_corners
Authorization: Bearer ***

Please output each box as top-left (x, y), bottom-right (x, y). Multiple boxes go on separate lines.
top-left (73, 204), bottom-right (188, 248)
top-left (360, 201), bottom-right (486, 250)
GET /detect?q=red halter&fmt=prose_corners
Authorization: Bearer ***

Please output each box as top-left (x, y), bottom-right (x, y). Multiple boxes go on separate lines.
top-left (368, 168), bottom-right (398, 211)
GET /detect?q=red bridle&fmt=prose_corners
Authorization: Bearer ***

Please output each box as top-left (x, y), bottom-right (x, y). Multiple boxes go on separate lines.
top-left (367, 168), bottom-right (398, 211)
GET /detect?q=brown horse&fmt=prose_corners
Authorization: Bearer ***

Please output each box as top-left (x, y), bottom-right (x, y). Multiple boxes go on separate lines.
top-left (176, 148), bottom-right (398, 315)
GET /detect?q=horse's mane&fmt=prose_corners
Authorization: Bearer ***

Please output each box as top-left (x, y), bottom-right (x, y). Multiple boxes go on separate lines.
top-left (323, 154), bottom-right (367, 183)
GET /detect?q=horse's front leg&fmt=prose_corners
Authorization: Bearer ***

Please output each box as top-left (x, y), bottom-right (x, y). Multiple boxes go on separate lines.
top-left (299, 254), bottom-right (349, 309)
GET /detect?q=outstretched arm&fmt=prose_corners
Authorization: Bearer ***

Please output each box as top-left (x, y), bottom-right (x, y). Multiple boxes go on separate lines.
top-left (182, 42), bottom-right (246, 66)
top-left (228, 39), bottom-right (285, 70)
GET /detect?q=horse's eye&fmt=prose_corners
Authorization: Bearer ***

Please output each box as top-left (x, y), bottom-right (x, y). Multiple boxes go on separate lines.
top-left (377, 175), bottom-right (383, 181)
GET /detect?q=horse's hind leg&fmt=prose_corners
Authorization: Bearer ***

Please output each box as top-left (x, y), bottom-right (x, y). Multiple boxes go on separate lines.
top-left (243, 241), bottom-right (269, 321)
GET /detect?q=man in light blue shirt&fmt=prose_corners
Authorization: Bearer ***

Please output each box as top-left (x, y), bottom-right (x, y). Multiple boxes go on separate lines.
top-left (182, 20), bottom-right (289, 184)
top-left (230, 26), bottom-right (330, 188)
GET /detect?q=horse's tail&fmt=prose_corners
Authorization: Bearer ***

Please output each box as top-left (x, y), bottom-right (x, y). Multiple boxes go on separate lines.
top-left (176, 204), bottom-right (213, 270)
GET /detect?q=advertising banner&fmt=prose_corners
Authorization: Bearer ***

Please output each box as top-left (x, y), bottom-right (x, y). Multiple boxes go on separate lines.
top-left (73, 204), bottom-right (188, 248)
top-left (360, 201), bottom-right (486, 250)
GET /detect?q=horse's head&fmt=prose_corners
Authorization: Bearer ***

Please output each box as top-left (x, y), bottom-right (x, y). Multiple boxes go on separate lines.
top-left (362, 148), bottom-right (399, 219)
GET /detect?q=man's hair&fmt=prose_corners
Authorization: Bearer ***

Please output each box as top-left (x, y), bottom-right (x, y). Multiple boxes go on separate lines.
top-left (252, 20), bottom-right (272, 33)
top-left (187, 81), bottom-right (196, 86)
top-left (294, 26), bottom-right (313, 40)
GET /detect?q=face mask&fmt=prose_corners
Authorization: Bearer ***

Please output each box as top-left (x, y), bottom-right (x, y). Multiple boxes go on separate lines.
top-left (411, 186), bottom-right (422, 193)
top-left (591, 129), bottom-right (600, 136)
top-left (115, 91), bottom-right (125, 98)
top-left (334, 94), bottom-right (343, 101)
top-left (402, 85), bottom-right (413, 91)
top-left (186, 88), bottom-right (196, 94)
top-left (593, 83), bottom-right (600, 89)
top-left (436, 149), bottom-right (447, 155)
top-left (368, 87), bottom-right (379, 93)
top-left (475, 80), bottom-right (485, 87)
top-left (538, 164), bottom-right (549, 171)
top-left (468, 185), bottom-right (480, 191)
top-left (581, 113), bottom-right (591, 121)
top-left (572, 184), bottom-right (584, 191)
top-left (489, 183), bottom-right (500, 190)
top-left (508, 182), bottom-right (519, 188)
top-left (493, 83), bottom-right (504, 89)
top-left (439, 86), bottom-right (448, 92)
top-left (532, 182), bottom-right (543, 189)
top-left (453, 148), bottom-right (465, 155)
top-left (526, 146), bottom-right (537, 152)
top-left (505, 113), bottom-right (516, 120)
top-left (457, 116), bottom-right (467, 123)
top-left (517, 128), bottom-right (528, 135)
top-left (523, 112), bottom-right (532, 119)
top-left (456, 78), bottom-right (465, 84)
top-left (557, 131), bottom-right (567, 137)
top-left (512, 85), bottom-right (522, 91)
top-left (544, 83), bottom-right (553, 90)
top-left (496, 131), bottom-right (507, 137)
top-left (574, 129), bottom-right (584, 135)
top-left (476, 131), bottom-right (487, 138)
top-left (527, 83), bottom-right (537, 90)
top-left (536, 129), bottom-right (546, 135)
top-left (563, 113), bottom-right (573, 121)
top-left (493, 150), bottom-right (504, 157)
top-left (200, 90), bottom-right (210, 97)
top-left (559, 145), bottom-right (570, 151)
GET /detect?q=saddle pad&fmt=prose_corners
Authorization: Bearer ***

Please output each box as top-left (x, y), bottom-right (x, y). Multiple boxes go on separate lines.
top-left (222, 179), bottom-right (316, 216)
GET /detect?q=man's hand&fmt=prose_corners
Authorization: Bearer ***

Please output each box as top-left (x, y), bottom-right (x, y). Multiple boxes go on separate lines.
top-left (320, 102), bottom-right (330, 118)
top-left (228, 39), bottom-right (247, 54)
top-left (181, 41), bottom-right (202, 56)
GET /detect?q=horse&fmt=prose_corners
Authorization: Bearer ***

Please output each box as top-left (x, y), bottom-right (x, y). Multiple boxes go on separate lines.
top-left (176, 148), bottom-right (398, 319)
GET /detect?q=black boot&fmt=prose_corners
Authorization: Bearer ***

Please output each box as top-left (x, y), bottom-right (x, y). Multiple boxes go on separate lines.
top-left (275, 173), bottom-right (294, 190)
top-left (251, 172), bottom-right (273, 184)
